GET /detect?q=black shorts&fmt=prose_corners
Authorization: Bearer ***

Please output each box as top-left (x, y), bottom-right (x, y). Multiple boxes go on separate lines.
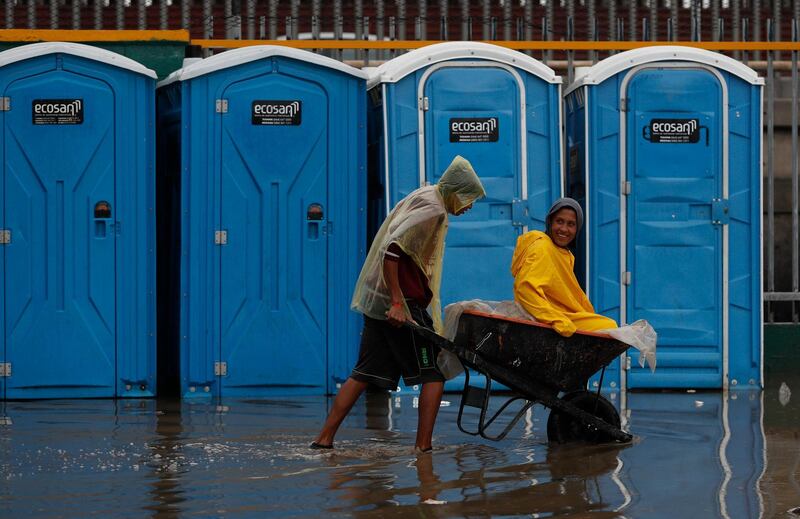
top-left (350, 303), bottom-right (445, 390)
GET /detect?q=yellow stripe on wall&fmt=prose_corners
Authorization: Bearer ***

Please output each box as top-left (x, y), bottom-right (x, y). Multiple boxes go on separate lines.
top-left (0, 29), bottom-right (190, 43)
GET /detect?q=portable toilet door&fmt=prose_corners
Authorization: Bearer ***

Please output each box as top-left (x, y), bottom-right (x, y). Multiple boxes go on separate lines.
top-left (0, 42), bottom-right (157, 399)
top-left (565, 47), bottom-right (763, 390)
top-left (370, 42), bottom-right (563, 307)
top-left (157, 47), bottom-right (367, 398)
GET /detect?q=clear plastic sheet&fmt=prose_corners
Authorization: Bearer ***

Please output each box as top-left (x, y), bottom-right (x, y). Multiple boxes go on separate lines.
top-left (443, 300), bottom-right (533, 341)
top-left (437, 299), bottom-right (657, 380)
top-left (350, 156), bottom-right (484, 333)
top-left (599, 320), bottom-right (657, 372)
top-left (439, 300), bottom-right (533, 380)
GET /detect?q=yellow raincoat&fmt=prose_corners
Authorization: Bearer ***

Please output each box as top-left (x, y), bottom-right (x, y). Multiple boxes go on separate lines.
top-left (511, 230), bottom-right (617, 337)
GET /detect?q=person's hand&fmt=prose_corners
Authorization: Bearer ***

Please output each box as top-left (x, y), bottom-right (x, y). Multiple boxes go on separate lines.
top-left (386, 303), bottom-right (407, 327)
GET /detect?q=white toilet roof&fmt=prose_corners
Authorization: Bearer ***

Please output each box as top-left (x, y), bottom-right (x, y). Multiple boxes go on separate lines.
top-left (564, 46), bottom-right (763, 95)
top-left (0, 42), bottom-right (156, 79)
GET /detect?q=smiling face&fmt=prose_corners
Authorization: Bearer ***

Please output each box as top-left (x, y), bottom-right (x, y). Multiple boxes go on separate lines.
top-left (549, 208), bottom-right (578, 248)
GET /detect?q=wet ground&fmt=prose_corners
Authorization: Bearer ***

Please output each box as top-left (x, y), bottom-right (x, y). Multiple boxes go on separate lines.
top-left (1, 376), bottom-right (799, 518)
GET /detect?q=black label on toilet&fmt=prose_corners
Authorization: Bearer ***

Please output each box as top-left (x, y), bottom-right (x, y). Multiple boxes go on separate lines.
top-left (647, 118), bottom-right (700, 143)
top-left (449, 117), bottom-right (499, 142)
top-left (32, 99), bottom-right (83, 125)
top-left (251, 100), bottom-right (302, 125)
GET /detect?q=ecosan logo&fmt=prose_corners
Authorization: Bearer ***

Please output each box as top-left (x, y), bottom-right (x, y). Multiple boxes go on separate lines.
top-left (450, 118), bottom-right (498, 134)
top-left (253, 101), bottom-right (300, 117)
top-left (34, 99), bottom-right (82, 116)
top-left (251, 100), bottom-right (302, 125)
top-left (651, 119), bottom-right (698, 135)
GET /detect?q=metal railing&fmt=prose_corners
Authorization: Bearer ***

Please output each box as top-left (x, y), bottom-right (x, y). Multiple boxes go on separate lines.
top-left (2, 1), bottom-right (798, 43)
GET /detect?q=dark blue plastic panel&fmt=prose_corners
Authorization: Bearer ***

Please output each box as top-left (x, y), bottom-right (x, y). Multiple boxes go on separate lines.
top-left (0, 51), bottom-right (156, 399)
top-left (575, 62), bottom-right (762, 390)
top-left (161, 56), bottom-right (366, 397)
top-left (626, 69), bottom-right (723, 388)
top-left (379, 62), bottom-right (561, 309)
top-left (423, 66), bottom-right (522, 303)
top-left (219, 73), bottom-right (328, 395)
top-left (4, 70), bottom-right (116, 398)
top-left (726, 77), bottom-right (762, 388)
top-left (564, 88), bottom-right (587, 288)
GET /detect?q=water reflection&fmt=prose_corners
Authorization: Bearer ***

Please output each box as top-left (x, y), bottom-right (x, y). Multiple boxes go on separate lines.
top-left (335, 442), bottom-right (629, 518)
top-left (364, 390), bottom-right (393, 431)
top-left (144, 399), bottom-right (186, 517)
top-left (760, 374), bottom-right (800, 518)
top-left (621, 390), bottom-right (766, 519)
top-left (0, 380), bottom-right (798, 518)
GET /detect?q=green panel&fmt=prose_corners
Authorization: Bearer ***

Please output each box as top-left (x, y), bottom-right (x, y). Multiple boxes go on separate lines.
top-left (764, 324), bottom-right (800, 374)
top-left (763, 325), bottom-right (800, 428)
top-left (0, 41), bottom-right (186, 80)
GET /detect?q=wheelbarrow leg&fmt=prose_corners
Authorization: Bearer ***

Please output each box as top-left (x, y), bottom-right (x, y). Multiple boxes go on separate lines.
top-left (592, 366), bottom-right (607, 416)
top-left (456, 367), bottom-right (534, 441)
top-left (456, 368), bottom-right (493, 436)
top-left (478, 398), bottom-right (535, 441)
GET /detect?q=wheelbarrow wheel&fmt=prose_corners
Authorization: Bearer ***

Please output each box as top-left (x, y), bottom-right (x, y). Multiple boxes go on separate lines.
top-left (546, 390), bottom-right (621, 444)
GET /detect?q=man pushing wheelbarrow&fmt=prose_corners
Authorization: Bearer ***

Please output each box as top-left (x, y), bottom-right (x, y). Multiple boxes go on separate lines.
top-left (312, 155), bottom-right (486, 453)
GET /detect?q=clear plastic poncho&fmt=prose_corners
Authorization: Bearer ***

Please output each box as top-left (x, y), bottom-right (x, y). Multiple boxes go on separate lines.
top-left (351, 156), bottom-right (485, 333)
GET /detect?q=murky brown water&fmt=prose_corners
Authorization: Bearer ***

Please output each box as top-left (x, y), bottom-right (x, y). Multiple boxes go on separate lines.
top-left (1, 376), bottom-right (799, 518)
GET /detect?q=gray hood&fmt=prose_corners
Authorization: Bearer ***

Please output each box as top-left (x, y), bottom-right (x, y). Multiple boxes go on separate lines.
top-left (546, 197), bottom-right (584, 233)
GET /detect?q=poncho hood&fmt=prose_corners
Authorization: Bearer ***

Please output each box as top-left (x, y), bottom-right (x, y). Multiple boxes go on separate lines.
top-left (546, 197), bottom-right (584, 235)
top-left (437, 156), bottom-right (486, 214)
top-left (511, 230), bottom-right (550, 277)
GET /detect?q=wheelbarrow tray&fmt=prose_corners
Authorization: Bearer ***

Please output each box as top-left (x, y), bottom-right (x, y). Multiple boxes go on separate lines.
top-left (453, 310), bottom-right (629, 394)
top-left (408, 310), bottom-right (632, 443)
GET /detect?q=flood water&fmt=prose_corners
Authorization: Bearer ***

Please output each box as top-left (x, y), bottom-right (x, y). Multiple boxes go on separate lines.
top-left (1, 376), bottom-right (799, 518)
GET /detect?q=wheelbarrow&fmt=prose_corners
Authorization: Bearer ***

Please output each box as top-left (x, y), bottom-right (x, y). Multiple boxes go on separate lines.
top-left (407, 310), bottom-right (633, 444)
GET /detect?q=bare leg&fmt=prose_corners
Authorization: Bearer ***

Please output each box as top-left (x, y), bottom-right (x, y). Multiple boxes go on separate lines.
top-left (314, 377), bottom-right (368, 447)
top-left (415, 381), bottom-right (444, 451)
top-left (415, 449), bottom-right (441, 502)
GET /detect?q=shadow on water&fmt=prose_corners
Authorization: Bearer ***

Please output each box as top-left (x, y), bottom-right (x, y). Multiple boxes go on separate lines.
top-left (143, 399), bottom-right (186, 518)
top-left (0, 375), bottom-right (799, 517)
top-left (331, 442), bottom-right (630, 518)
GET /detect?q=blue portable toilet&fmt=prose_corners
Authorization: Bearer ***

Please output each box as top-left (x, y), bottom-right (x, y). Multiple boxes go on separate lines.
top-left (0, 42), bottom-right (157, 399)
top-left (564, 47), bottom-right (763, 390)
top-left (157, 46), bottom-right (367, 398)
top-left (368, 42), bottom-right (564, 307)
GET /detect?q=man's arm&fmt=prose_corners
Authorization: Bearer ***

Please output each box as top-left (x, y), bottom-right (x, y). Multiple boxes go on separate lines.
top-left (384, 245), bottom-right (407, 327)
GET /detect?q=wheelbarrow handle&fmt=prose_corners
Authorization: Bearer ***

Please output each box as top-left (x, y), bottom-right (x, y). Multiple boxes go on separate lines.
top-left (403, 321), bottom-right (456, 350)
top-left (402, 320), bottom-right (429, 334)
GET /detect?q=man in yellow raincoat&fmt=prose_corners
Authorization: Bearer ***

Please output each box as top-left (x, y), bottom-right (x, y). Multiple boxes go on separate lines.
top-left (312, 156), bottom-right (486, 452)
top-left (511, 198), bottom-right (617, 337)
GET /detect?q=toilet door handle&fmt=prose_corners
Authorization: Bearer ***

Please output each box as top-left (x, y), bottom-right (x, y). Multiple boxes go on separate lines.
top-left (307, 203), bottom-right (325, 240)
top-left (94, 201), bottom-right (112, 238)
